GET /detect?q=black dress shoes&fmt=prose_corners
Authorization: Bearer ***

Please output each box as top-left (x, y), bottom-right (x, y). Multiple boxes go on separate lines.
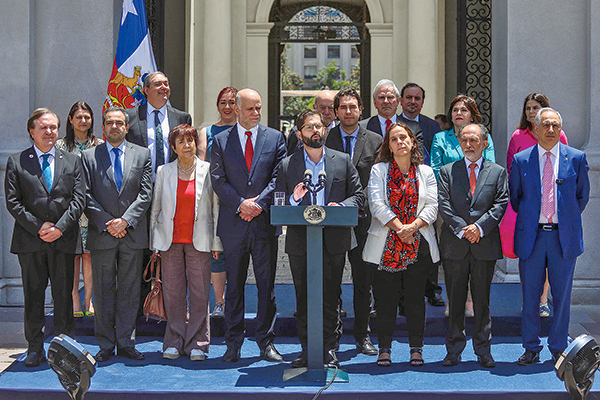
top-left (356, 336), bottom-right (378, 356)
top-left (442, 353), bottom-right (461, 367)
top-left (24, 350), bottom-right (46, 367)
top-left (324, 349), bottom-right (339, 368)
top-left (223, 347), bottom-right (241, 363)
top-left (427, 293), bottom-right (445, 307)
top-left (291, 351), bottom-right (307, 368)
top-left (117, 347), bottom-right (145, 360)
top-left (517, 349), bottom-right (540, 365)
top-left (94, 349), bottom-right (114, 363)
top-left (260, 342), bottom-right (283, 362)
top-left (477, 353), bottom-right (496, 368)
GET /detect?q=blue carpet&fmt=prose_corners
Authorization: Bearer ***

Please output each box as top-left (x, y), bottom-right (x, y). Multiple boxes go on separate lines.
top-left (1, 335), bottom-right (597, 399)
top-left (56, 283), bottom-right (552, 338)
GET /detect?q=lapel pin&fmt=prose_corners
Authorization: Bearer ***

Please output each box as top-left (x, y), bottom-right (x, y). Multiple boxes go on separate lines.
top-left (29, 154), bottom-right (33, 158)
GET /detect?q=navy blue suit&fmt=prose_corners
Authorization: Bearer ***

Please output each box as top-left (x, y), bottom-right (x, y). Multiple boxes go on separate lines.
top-left (510, 143), bottom-right (589, 353)
top-left (210, 124), bottom-right (286, 351)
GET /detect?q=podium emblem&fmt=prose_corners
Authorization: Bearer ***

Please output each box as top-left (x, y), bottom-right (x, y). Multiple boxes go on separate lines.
top-left (303, 205), bottom-right (326, 224)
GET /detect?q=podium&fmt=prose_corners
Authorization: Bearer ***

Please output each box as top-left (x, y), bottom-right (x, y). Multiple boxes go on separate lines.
top-left (271, 205), bottom-right (358, 383)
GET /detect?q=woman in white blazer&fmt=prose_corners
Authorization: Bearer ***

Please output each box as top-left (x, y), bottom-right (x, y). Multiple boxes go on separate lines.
top-left (150, 124), bottom-right (222, 361)
top-left (363, 123), bottom-right (440, 367)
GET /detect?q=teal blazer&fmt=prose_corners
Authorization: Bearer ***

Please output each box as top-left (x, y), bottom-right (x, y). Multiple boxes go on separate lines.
top-left (430, 128), bottom-right (496, 180)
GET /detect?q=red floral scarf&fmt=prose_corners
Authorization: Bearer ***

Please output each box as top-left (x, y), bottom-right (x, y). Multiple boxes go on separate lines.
top-left (379, 161), bottom-right (420, 272)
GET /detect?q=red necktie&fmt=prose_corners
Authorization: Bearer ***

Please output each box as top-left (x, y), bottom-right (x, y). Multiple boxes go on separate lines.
top-left (469, 163), bottom-right (477, 196)
top-left (245, 131), bottom-right (253, 172)
top-left (385, 119), bottom-right (392, 135)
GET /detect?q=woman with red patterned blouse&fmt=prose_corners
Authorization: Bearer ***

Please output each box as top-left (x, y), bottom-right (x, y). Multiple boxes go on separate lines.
top-left (363, 123), bottom-right (440, 367)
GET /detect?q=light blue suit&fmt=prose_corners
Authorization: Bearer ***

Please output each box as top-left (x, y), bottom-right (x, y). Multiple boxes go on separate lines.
top-left (430, 128), bottom-right (496, 181)
top-left (509, 143), bottom-right (590, 353)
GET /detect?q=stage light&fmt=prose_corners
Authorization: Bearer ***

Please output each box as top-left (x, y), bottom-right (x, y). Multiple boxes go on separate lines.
top-left (47, 334), bottom-right (96, 400)
top-left (555, 334), bottom-right (600, 400)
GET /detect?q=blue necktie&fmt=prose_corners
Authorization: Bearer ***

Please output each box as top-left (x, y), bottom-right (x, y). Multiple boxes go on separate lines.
top-left (112, 147), bottom-right (123, 190)
top-left (154, 110), bottom-right (164, 170)
top-left (41, 154), bottom-right (52, 191)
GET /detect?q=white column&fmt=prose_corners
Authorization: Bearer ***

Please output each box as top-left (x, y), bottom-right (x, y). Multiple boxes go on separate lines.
top-left (406, 0), bottom-right (442, 117)
top-left (366, 23), bottom-right (394, 89)
top-left (246, 23), bottom-right (273, 120)
top-left (201, 0), bottom-right (232, 127)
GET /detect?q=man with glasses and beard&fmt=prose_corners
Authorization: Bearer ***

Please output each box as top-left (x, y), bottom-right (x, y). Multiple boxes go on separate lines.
top-left (275, 109), bottom-right (364, 368)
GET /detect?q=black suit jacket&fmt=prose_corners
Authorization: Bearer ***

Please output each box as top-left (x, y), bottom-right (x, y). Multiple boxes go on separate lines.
top-left (125, 103), bottom-right (192, 162)
top-left (398, 113), bottom-right (441, 154)
top-left (325, 124), bottom-right (382, 245)
top-left (438, 158), bottom-right (508, 261)
top-left (275, 147), bottom-right (365, 256)
top-left (359, 115), bottom-right (424, 152)
top-left (5, 146), bottom-right (85, 254)
top-left (81, 142), bottom-right (153, 251)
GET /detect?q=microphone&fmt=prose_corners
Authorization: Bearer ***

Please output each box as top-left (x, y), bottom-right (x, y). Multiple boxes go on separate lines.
top-left (314, 170), bottom-right (327, 192)
top-left (303, 169), bottom-right (313, 189)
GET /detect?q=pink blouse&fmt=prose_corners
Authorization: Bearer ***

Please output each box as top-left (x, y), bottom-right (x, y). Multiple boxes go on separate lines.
top-left (506, 128), bottom-right (568, 175)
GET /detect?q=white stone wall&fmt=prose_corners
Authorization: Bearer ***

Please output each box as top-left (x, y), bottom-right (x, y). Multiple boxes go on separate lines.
top-left (493, 0), bottom-right (600, 304)
top-left (0, 0), bottom-right (117, 305)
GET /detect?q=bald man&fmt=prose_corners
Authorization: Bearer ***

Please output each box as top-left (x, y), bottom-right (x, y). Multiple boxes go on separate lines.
top-left (210, 89), bottom-right (287, 363)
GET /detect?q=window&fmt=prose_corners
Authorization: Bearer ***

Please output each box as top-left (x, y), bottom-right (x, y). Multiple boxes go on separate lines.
top-left (351, 45), bottom-right (359, 59)
top-left (304, 65), bottom-right (317, 79)
top-left (304, 45), bottom-right (317, 58)
top-left (327, 45), bottom-right (340, 59)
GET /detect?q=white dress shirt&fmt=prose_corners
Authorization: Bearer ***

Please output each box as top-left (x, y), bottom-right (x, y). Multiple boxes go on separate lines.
top-left (537, 143), bottom-right (560, 224)
top-left (236, 123), bottom-right (258, 155)
top-left (377, 114), bottom-right (397, 137)
top-left (34, 145), bottom-right (56, 180)
top-left (146, 103), bottom-right (170, 170)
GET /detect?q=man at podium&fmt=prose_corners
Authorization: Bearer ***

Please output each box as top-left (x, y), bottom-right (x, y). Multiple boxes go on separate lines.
top-left (275, 109), bottom-right (364, 368)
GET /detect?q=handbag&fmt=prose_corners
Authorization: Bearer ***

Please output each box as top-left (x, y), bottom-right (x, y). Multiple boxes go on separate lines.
top-left (143, 252), bottom-right (167, 321)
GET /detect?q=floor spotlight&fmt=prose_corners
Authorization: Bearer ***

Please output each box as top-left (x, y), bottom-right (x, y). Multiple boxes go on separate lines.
top-left (47, 334), bottom-right (96, 400)
top-left (555, 334), bottom-right (600, 400)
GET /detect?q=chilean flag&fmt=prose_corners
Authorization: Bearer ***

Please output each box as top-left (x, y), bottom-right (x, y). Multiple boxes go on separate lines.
top-left (103, 0), bottom-right (157, 112)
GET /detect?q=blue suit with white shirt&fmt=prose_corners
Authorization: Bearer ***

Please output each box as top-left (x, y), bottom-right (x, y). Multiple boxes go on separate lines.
top-left (510, 143), bottom-right (589, 354)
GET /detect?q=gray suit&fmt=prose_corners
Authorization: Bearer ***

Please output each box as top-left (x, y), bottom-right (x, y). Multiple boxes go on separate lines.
top-left (82, 142), bottom-right (153, 351)
top-left (438, 158), bottom-right (508, 357)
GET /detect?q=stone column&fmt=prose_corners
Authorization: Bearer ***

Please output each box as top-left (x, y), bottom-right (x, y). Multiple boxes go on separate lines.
top-left (246, 23), bottom-right (273, 120)
top-left (200, 0), bottom-right (232, 127)
top-left (575, 0), bottom-right (600, 305)
top-left (406, 0), bottom-right (442, 117)
top-left (366, 23), bottom-right (394, 90)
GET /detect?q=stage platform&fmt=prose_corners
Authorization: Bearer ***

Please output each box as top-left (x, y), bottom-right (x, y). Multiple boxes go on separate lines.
top-left (0, 336), bottom-right (590, 399)
top-left (52, 283), bottom-right (553, 338)
top-left (1, 283), bottom-right (597, 399)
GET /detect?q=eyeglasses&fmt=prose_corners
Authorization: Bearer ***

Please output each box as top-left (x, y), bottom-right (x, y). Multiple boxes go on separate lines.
top-left (301, 123), bottom-right (324, 131)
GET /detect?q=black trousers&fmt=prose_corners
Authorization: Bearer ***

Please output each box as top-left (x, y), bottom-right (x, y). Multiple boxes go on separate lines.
top-left (289, 249), bottom-right (345, 352)
top-left (222, 233), bottom-right (278, 350)
top-left (443, 251), bottom-right (495, 356)
top-left (348, 229), bottom-right (377, 342)
top-left (19, 249), bottom-right (75, 352)
top-left (372, 239), bottom-right (434, 349)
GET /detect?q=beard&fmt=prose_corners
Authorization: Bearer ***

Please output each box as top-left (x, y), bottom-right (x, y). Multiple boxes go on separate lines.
top-left (301, 133), bottom-right (326, 149)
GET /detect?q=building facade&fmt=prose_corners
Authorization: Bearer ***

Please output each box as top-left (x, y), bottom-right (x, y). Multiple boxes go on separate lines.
top-left (0, 0), bottom-right (598, 306)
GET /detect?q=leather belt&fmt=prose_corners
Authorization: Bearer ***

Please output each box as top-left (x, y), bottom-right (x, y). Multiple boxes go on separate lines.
top-left (538, 223), bottom-right (558, 231)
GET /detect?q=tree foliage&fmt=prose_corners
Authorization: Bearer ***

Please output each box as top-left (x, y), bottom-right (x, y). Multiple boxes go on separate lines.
top-left (314, 60), bottom-right (359, 90)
